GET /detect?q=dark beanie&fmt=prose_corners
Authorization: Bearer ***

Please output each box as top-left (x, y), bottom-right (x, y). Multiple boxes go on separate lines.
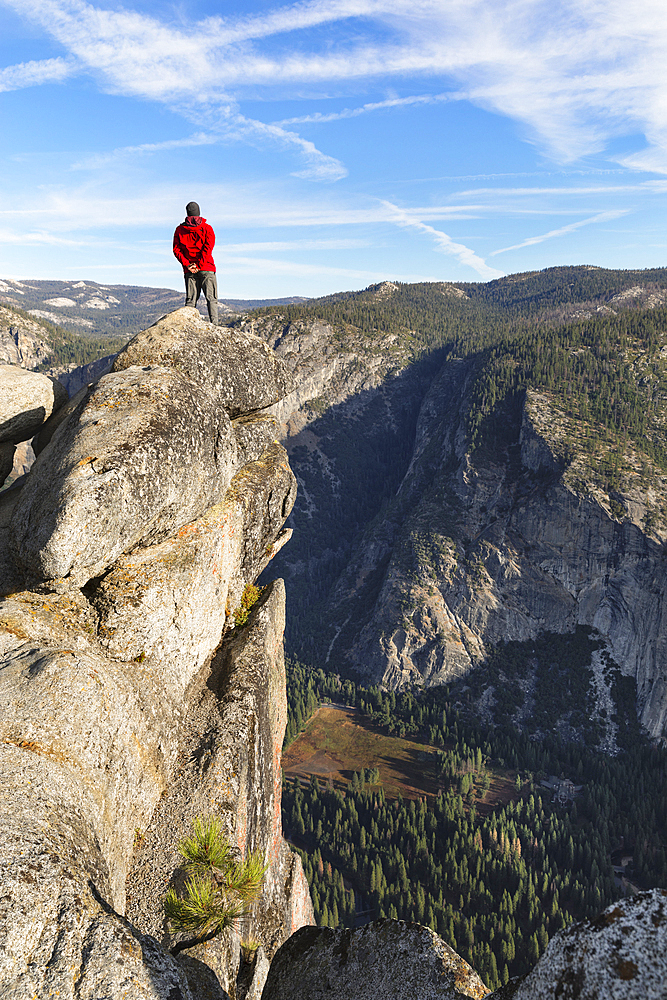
top-left (186, 201), bottom-right (200, 216)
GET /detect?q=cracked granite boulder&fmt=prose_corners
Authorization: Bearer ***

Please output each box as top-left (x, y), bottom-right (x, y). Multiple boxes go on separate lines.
top-left (0, 364), bottom-right (68, 486)
top-left (0, 364), bottom-right (67, 446)
top-left (261, 920), bottom-right (491, 1000)
top-left (0, 309), bottom-right (311, 999)
top-left (491, 889), bottom-right (667, 1000)
top-left (9, 307), bottom-right (292, 588)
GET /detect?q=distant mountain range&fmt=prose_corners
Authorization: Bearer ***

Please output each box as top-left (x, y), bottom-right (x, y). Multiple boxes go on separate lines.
top-left (0, 276), bottom-right (307, 340)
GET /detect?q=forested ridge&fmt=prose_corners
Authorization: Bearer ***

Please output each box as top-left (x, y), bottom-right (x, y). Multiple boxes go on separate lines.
top-left (2, 303), bottom-right (127, 368)
top-left (256, 269), bottom-right (667, 478)
top-left (282, 649), bottom-right (667, 992)
top-left (255, 266), bottom-right (667, 670)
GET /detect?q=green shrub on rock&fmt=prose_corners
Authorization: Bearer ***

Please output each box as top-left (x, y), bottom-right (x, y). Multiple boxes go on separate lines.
top-left (165, 816), bottom-right (267, 954)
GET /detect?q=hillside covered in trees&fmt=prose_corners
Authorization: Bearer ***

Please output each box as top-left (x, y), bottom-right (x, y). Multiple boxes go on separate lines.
top-left (282, 652), bottom-right (667, 992)
top-left (251, 267), bottom-right (667, 735)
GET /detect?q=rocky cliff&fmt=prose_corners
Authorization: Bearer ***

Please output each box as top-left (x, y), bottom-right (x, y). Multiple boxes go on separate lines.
top-left (0, 307), bottom-right (313, 998)
top-left (322, 369), bottom-right (667, 738)
top-left (242, 272), bottom-right (667, 740)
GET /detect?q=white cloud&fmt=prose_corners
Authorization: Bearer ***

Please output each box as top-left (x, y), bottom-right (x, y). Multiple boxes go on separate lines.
top-left (0, 57), bottom-right (75, 92)
top-left (71, 133), bottom-right (218, 169)
top-left (219, 238), bottom-right (371, 251)
top-left (216, 115), bottom-right (347, 180)
top-left (9, 0), bottom-right (667, 176)
top-left (0, 228), bottom-right (88, 247)
top-left (273, 91), bottom-right (461, 125)
top-left (490, 210), bottom-right (629, 256)
top-left (381, 200), bottom-right (504, 279)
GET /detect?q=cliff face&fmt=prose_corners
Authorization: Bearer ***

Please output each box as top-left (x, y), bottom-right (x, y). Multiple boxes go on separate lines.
top-left (244, 277), bottom-right (667, 740)
top-left (0, 307), bottom-right (313, 999)
top-left (0, 305), bottom-right (55, 368)
top-left (321, 363), bottom-right (667, 738)
top-left (242, 308), bottom-right (436, 658)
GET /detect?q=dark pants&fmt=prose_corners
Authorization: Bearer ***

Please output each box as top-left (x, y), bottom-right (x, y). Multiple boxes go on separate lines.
top-left (184, 270), bottom-right (218, 325)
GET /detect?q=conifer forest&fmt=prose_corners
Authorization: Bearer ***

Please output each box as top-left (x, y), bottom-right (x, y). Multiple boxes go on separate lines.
top-left (282, 654), bottom-right (667, 993)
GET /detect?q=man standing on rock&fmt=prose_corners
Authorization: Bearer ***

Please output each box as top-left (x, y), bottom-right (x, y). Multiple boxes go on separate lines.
top-left (173, 201), bottom-right (219, 325)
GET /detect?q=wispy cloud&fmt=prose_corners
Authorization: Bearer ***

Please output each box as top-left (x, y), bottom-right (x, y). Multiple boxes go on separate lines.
top-left (0, 185), bottom-right (475, 231)
top-left (0, 228), bottom-right (88, 247)
top-left (0, 57), bottom-right (75, 92)
top-left (274, 90), bottom-right (461, 125)
top-left (491, 210), bottom-right (629, 256)
top-left (216, 115), bottom-right (347, 180)
top-left (382, 200), bottom-right (504, 279)
top-left (10, 0), bottom-right (667, 176)
top-left (71, 133), bottom-right (218, 169)
top-left (218, 238), bottom-right (372, 252)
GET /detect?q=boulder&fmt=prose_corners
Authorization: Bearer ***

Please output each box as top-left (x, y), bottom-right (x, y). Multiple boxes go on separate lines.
top-left (10, 365), bottom-right (238, 586)
top-left (10, 308), bottom-right (294, 589)
top-left (0, 364), bottom-right (67, 444)
top-left (261, 920), bottom-right (491, 1000)
top-left (112, 307), bottom-right (293, 417)
top-left (501, 889), bottom-right (667, 1000)
top-left (0, 860), bottom-right (194, 1000)
top-left (91, 442), bottom-right (296, 689)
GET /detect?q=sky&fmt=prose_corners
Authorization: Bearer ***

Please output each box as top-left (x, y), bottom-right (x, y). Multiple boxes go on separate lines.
top-left (3, 0), bottom-right (667, 299)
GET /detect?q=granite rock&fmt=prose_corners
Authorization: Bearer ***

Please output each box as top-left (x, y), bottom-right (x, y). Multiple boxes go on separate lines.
top-left (261, 920), bottom-right (490, 1000)
top-left (126, 580), bottom-right (314, 997)
top-left (504, 889), bottom-right (667, 1000)
top-left (112, 307), bottom-right (293, 418)
top-left (11, 307), bottom-right (293, 589)
top-left (10, 364), bottom-right (238, 586)
top-left (0, 861), bottom-right (194, 1000)
top-left (91, 442), bottom-right (296, 690)
top-left (0, 307), bottom-right (310, 998)
top-left (0, 363), bottom-right (67, 445)
top-left (233, 412), bottom-right (280, 467)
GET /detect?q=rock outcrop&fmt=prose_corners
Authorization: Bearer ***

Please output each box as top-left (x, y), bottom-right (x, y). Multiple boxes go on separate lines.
top-left (0, 308), bottom-right (312, 998)
top-left (10, 308), bottom-right (294, 587)
top-left (0, 364), bottom-right (68, 487)
top-left (126, 580), bottom-right (313, 998)
top-left (261, 920), bottom-right (491, 999)
top-left (489, 889), bottom-right (667, 999)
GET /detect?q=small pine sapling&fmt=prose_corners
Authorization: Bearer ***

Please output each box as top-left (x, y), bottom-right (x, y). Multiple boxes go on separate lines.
top-left (164, 816), bottom-right (267, 955)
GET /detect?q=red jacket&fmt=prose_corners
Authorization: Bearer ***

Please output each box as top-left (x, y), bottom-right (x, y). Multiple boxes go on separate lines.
top-left (173, 217), bottom-right (216, 273)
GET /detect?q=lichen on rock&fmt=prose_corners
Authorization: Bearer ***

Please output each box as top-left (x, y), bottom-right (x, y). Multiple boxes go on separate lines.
top-left (504, 889), bottom-right (667, 1000)
top-left (260, 919), bottom-right (491, 999)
